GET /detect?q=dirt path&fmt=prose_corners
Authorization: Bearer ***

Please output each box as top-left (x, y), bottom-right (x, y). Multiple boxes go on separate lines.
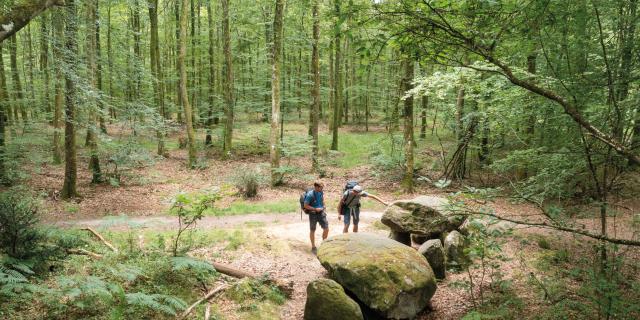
top-left (58, 211), bottom-right (390, 319)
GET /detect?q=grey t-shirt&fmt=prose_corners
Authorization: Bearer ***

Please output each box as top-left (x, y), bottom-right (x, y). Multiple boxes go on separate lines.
top-left (342, 190), bottom-right (368, 208)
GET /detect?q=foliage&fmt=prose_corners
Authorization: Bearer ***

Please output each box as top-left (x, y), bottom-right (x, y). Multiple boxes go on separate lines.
top-left (369, 134), bottom-right (405, 177)
top-left (169, 191), bottom-right (218, 256)
top-left (230, 165), bottom-right (267, 198)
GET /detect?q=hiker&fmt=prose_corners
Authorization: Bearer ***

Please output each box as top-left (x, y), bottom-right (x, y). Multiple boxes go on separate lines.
top-left (337, 184), bottom-right (388, 233)
top-left (303, 181), bottom-right (328, 254)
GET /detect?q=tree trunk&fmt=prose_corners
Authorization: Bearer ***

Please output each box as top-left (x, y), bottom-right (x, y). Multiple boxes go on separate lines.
top-left (39, 13), bottom-right (51, 122)
top-left (61, 0), bottom-right (79, 199)
top-left (330, 0), bottom-right (342, 151)
top-left (205, 0), bottom-right (216, 147)
top-left (270, 0), bottom-right (285, 185)
top-left (221, 0), bottom-right (234, 156)
top-left (94, 0), bottom-right (107, 134)
top-left (401, 57), bottom-right (414, 193)
top-left (149, 0), bottom-right (166, 156)
top-left (86, 0), bottom-right (102, 184)
top-left (180, 0), bottom-right (197, 167)
top-left (0, 45), bottom-right (8, 183)
top-left (310, 0), bottom-right (320, 173)
top-left (9, 35), bottom-right (26, 123)
top-left (52, 8), bottom-right (63, 165)
top-left (420, 95), bottom-right (427, 139)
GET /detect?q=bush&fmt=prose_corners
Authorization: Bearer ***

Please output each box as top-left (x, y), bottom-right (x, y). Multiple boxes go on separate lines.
top-left (0, 191), bottom-right (44, 260)
top-left (230, 166), bottom-right (266, 198)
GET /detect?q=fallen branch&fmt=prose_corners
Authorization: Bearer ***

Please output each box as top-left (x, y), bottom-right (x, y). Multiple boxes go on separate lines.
top-left (82, 227), bottom-right (118, 252)
top-left (177, 283), bottom-right (228, 320)
top-left (211, 262), bottom-right (294, 297)
top-left (66, 248), bottom-right (103, 259)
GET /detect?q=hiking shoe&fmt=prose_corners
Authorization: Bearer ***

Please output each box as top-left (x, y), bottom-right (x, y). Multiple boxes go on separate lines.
top-left (311, 247), bottom-right (317, 255)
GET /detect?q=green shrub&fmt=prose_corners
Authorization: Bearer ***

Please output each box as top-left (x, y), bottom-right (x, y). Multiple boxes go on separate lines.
top-left (230, 165), bottom-right (267, 198)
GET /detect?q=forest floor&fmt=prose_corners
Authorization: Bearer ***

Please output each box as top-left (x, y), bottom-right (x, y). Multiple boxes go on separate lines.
top-left (16, 123), bottom-right (640, 319)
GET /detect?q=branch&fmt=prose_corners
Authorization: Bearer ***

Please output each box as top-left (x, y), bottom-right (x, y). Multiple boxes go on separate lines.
top-left (177, 283), bottom-right (228, 320)
top-left (0, 0), bottom-right (64, 43)
top-left (66, 248), bottom-right (103, 259)
top-left (454, 210), bottom-right (640, 247)
top-left (82, 227), bottom-right (118, 252)
top-left (210, 261), bottom-right (294, 297)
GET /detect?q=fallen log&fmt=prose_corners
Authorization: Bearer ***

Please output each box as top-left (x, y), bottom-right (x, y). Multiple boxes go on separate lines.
top-left (82, 227), bottom-right (118, 252)
top-left (66, 248), bottom-right (103, 259)
top-left (177, 283), bottom-right (228, 320)
top-left (210, 261), bottom-right (294, 298)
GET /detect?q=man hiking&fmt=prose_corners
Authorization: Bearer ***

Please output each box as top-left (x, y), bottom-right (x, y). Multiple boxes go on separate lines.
top-left (304, 181), bottom-right (328, 254)
top-left (337, 184), bottom-right (388, 233)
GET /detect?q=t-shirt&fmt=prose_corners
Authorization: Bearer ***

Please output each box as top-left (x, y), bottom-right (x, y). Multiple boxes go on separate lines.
top-left (342, 190), bottom-right (368, 208)
top-left (304, 190), bottom-right (324, 209)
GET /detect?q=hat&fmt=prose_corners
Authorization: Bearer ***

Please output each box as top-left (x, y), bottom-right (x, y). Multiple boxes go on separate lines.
top-left (353, 185), bottom-right (363, 192)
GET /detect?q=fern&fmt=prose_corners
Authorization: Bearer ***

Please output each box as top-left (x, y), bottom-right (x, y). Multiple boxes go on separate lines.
top-left (171, 256), bottom-right (216, 273)
top-left (125, 292), bottom-right (186, 316)
top-left (108, 263), bottom-right (146, 282)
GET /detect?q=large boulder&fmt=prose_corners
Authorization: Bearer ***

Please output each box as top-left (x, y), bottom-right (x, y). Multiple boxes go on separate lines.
top-left (317, 233), bottom-right (437, 319)
top-left (381, 196), bottom-right (464, 239)
top-left (304, 279), bottom-right (363, 320)
top-left (418, 240), bottom-right (446, 280)
top-left (444, 230), bottom-right (466, 267)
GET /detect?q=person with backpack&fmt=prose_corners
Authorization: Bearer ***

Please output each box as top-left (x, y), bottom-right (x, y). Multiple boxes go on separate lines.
top-left (303, 181), bottom-right (328, 254)
top-left (337, 183), bottom-right (388, 233)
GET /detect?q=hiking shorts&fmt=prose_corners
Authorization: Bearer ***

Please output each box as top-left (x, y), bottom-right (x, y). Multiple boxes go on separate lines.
top-left (309, 212), bottom-right (329, 231)
top-left (342, 207), bottom-right (360, 226)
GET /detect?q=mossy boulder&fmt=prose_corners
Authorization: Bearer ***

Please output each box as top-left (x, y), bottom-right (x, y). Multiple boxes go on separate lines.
top-left (444, 230), bottom-right (466, 267)
top-left (381, 196), bottom-right (463, 238)
top-left (317, 233), bottom-right (437, 319)
top-left (418, 239), bottom-right (446, 280)
top-left (304, 279), bottom-right (363, 320)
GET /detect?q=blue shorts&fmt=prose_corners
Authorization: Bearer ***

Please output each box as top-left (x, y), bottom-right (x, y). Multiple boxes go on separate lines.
top-left (342, 207), bottom-right (360, 226)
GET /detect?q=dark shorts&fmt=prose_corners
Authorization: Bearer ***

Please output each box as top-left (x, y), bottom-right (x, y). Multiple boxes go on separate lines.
top-left (309, 212), bottom-right (329, 231)
top-left (342, 207), bottom-right (360, 226)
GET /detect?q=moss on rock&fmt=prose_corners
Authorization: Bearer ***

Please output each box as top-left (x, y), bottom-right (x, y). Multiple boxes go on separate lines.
top-left (317, 233), bottom-right (437, 319)
top-left (304, 279), bottom-right (363, 320)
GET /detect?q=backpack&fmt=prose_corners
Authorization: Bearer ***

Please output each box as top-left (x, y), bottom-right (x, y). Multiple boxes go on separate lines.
top-left (299, 188), bottom-right (316, 217)
top-left (344, 181), bottom-right (358, 192)
top-left (339, 181), bottom-right (360, 214)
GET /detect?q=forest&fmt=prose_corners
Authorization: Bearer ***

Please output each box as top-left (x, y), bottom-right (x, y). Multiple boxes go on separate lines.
top-left (0, 0), bottom-right (639, 319)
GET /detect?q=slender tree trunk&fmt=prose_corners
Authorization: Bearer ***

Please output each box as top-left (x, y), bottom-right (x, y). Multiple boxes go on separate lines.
top-left (149, 0), bottom-right (166, 156)
top-left (106, 2), bottom-right (116, 119)
top-left (270, 0), bottom-right (284, 185)
top-left (331, 0), bottom-right (342, 151)
top-left (52, 8), bottom-right (63, 165)
top-left (26, 26), bottom-right (36, 120)
top-left (205, 0), bottom-right (216, 146)
top-left (94, 0), bottom-right (107, 134)
top-left (180, 0), bottom-right (197, 167)
top-left (0, 45), bottom-right (8, 183)
top-left (61, 0), bottom-right (79, 199)
top-left (221, 0), bottom-right (234, 156)
top-left (175, 0), bottom-right (182, 123)
top-left (401, 57), bottom-right (414, 193)
top-left (9, 35), bottom-right (26, 123)
top-left (310, 0), bottom-right (320, 172)
top-left (86, 0), bottom-right (102, 184)
top-left (40, 13), bottom-right (51, 123)
top-left (420, 95), bottom-right (427, 139)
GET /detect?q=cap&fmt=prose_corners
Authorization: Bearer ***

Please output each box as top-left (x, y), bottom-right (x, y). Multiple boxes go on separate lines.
top-left (353, 185), bottom-right (363, 192)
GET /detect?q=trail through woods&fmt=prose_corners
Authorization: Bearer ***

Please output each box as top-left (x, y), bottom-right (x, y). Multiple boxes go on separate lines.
top-left (58, 211), bottom-right (472, 319)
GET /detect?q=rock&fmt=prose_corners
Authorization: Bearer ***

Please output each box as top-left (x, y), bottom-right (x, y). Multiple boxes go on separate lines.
top-left (418, 240), bottom-right (446, 279)
top-left (444, 231), bottom-right (466, 267)
top-left (389, 231), bottom-right (411, 246)
top-left (411, 234), bottom-right (429, 245)
top-left (304, 279), bottom-right (363, 320)
top-left (318, 233), bottom-right (437, 319)
top-left (381, 196), bottom-right (464, 239)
